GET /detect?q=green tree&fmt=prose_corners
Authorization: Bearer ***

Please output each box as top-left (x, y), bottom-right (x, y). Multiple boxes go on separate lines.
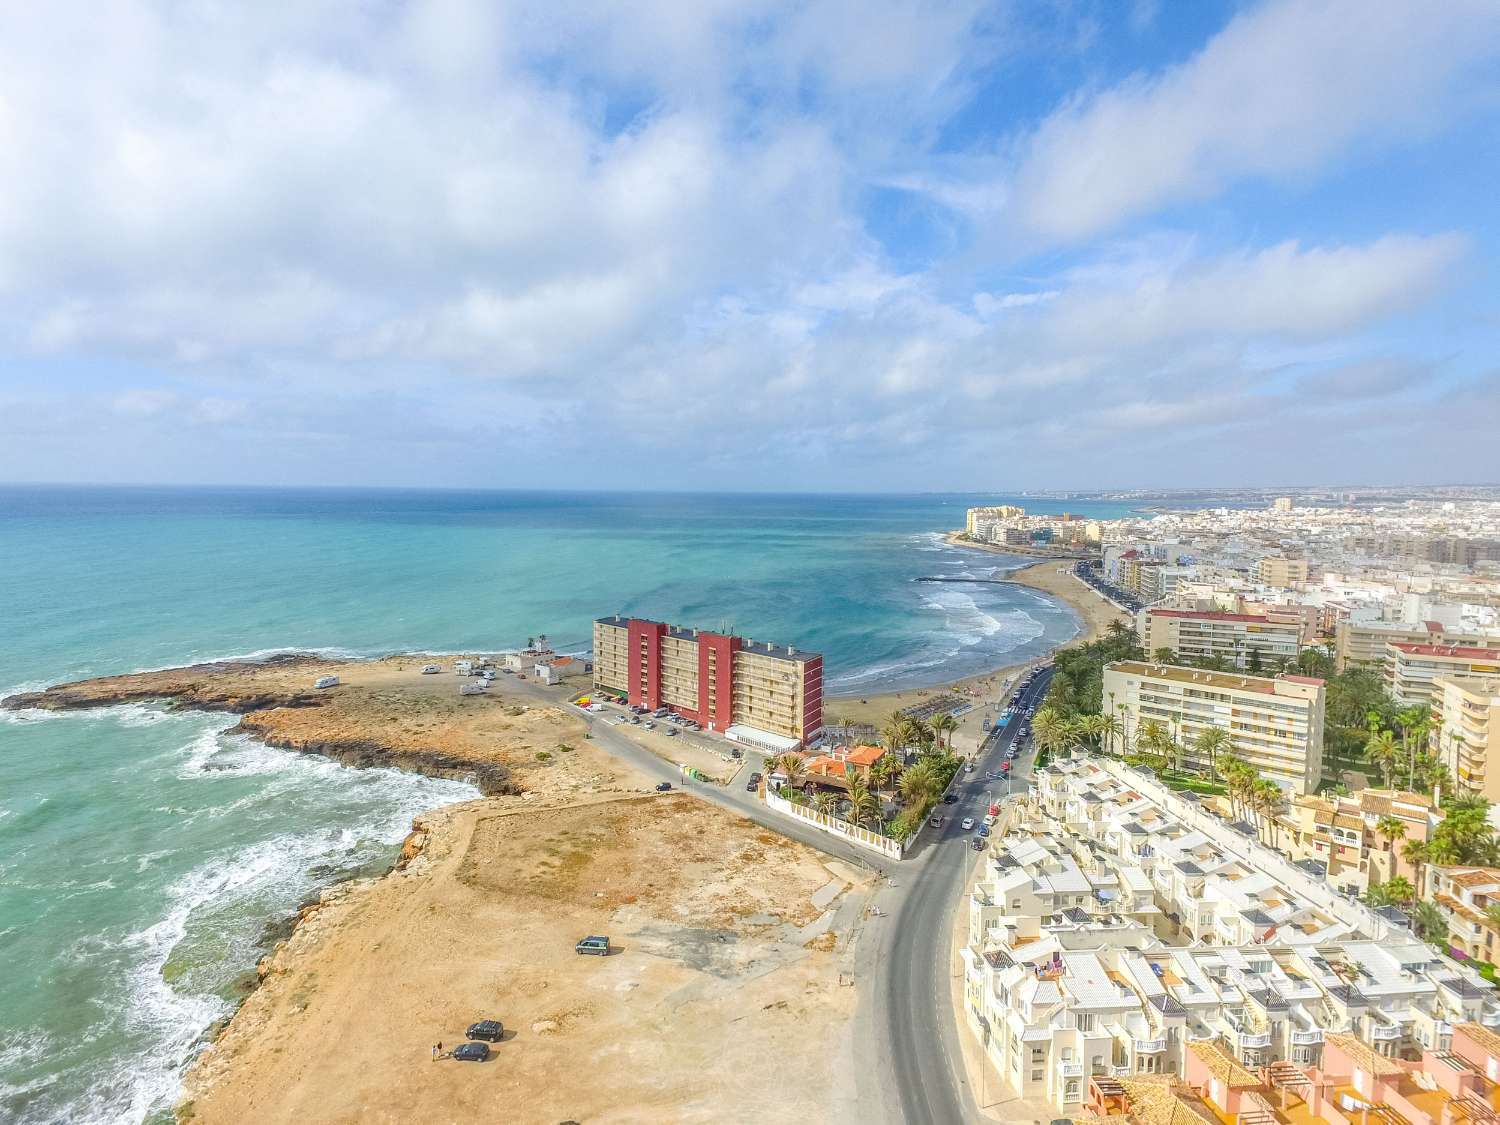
top-left (1152, 647), bottom-right (1178, 666)
top-left (1409, 900), bottom-right (1449, 947)
top-left (930, 713), bottom-right (959, 749)
top-left (1365, 728), bottom-right (1400, 790)
top-left (1192, 728), bottom-right (1232, 779)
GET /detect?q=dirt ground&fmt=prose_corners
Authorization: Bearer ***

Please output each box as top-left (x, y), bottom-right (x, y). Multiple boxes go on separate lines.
top-left (180, 790), bottom-right (874, 1125)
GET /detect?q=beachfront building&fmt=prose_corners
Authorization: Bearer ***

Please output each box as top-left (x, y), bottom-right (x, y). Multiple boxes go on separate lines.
top-left (961, 758), bottom-right (1500, 1116)
top-left (1385, 643), bottom-right (1500, 707)
top-left (1433, 676), bottom-right (1500, 801)
top-left (1138, 607), bottom-right (1305, 669)
top-left (1278, 788), bottom-right (1441, 896)
top-left (591, 616), bottom-right (823, 749)
top-left (1103, 661), bottom-right (1326, 793)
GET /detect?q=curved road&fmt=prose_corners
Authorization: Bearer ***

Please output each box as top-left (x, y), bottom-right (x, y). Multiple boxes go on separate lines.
top-left (545, 667), bottom-right (1054, 1124)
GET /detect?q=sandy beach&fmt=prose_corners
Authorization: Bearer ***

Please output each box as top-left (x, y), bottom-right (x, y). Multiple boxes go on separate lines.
top-left (826, 551), bottom-right (1128, 752)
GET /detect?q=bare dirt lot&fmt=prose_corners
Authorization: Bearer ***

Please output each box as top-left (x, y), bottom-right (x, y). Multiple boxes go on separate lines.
top-left (180, 793), bottom-right (873, 1125)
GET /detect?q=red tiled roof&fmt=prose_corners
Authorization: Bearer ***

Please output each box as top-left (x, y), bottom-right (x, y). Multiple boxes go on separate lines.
top-left (1148, 609), bottom-right (1271, 623)
top-left (1390, 643), bottom-right (1500, 659)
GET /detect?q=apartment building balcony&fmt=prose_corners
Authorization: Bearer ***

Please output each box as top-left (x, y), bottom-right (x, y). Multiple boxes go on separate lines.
top-left (1370, 1023), bottom-right (1402, 1042)
top-left (1237, 1030), bottom-right (1272, 1049)
top-left (1057, 1059), bottom-right (1084, 1078)
top-left (1134, 1038), bottom-right (1167, 1054)
top-left (1290, 1029), bottom-right (1324, 1046)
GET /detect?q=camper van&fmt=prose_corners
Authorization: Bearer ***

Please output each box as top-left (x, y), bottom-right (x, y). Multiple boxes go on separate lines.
top-left (314, 675), bottom-right (339, 690)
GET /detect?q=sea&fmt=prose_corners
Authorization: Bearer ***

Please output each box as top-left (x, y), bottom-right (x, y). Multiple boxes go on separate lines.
top-left (0, 485), bottom-right (1135, 1123)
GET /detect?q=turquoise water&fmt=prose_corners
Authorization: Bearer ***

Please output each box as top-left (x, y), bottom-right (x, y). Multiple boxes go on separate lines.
top-left (0, 487), bottom-right (1133, 1122)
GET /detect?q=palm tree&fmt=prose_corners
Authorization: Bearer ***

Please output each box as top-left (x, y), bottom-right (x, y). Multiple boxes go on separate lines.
top-left (1402, 839), bottom-right (1431, 898)
top-left (870, 755), bottom-right (902, 796)
top-left (1409, 900), bottom-right (1449, 947)
top-left (930, 713), bottom-right (959, 750)
top-left (908, 717), bottom-right (935, 753)
top-left (882, 713), bottom-right (910, 757)
top-left (769, 752), bottom-right (804, 793)
top-left (812, 791), bottom-right (838, 818)
top-left (1077, 713), bottom-right (1107, 755)
top-left (1033, 708), bottom-right (1071, 760)
top-left (1365, 728), bottom-right (1400, 790)
top-left (846, 771), bottom-right (882, 829)
top-left (1252, 779), bottom-right (1286, 846)
top-left (898, 761), bottom-right (940, 807)
top-left (1192, 728), bottom-right (1231, 779)
top-left (1375, 815), bottom-right (1407, 865)
top-left (1382, 874), bottom-right (1416, 905)
top-left (1097, 713), bottom-right (1123, 758)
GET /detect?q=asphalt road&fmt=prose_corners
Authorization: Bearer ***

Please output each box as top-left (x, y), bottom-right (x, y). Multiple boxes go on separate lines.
top-left (524, 666), bottom-right (1055, 1124)
top-left (877, 666), bottom-right (1054, 1125)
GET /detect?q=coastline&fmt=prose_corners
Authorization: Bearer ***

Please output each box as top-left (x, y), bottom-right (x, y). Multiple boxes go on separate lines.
top-left (1, 532), bottom-right (1123, 1121)
top-left (826, 551), bottom-right (1127, 748)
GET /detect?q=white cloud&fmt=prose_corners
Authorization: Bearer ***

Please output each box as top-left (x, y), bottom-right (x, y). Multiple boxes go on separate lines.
top-left (1008, 0), bottom-right (1500, 241)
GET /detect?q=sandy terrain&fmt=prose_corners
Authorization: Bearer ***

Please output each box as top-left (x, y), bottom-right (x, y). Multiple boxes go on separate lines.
top-left (826, 557), bottom-right (1128, 754)
top-left (180, 791), bottom-right (872, 1125)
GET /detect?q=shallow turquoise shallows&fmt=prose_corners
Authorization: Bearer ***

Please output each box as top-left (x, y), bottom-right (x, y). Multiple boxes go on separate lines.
top-left (0, 486), bottom-right (1133, 1122)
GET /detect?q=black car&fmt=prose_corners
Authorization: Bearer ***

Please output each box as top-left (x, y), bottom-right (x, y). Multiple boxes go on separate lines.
top-left (746, 778), bottom-right (759, 791)
top-left (655, 781), bottom-right (672, 791)
top-left (453, 1042), bottom-right (490, 1062)
top-left (467, 1019), bottom-right (504, 1042)
top-left (943, 793), bottom-right (958, 804)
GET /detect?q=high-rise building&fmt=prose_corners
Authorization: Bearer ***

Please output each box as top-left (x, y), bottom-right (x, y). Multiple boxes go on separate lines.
top-left (1272, 496), bottom-right (1294, 511)
top-left (1138, 607), bottom-right (1305, 669)
top-left (1431, 675), bottom-right (1500, 800)
top-left (1103, 661), bottom-right (1326, 792)
top-left (1256, 556), bottom-right (1309, 587)
top-left (591, 616), bottom-right (823, 749)
top-left (1385, 643), bottom-right (1500, 707)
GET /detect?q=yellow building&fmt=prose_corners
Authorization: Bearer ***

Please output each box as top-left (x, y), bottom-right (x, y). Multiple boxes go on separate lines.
top-left (1103, 660), bottom-right (1326, 793)
top-left (1256, 556), bottom-right (1309, 588)
top-left (1432, 674), bottom-right (1500, 800)
top-left (965, 505), bottom-right (1024, 535)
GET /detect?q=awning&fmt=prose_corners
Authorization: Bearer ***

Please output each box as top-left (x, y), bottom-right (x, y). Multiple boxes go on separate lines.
top-left (724, 724), bottom-right (801, 753)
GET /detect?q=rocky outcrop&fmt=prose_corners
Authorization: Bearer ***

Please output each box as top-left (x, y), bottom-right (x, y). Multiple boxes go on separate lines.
top-left (1, 654), bottom-right (327, 714)
top-left (231, 720), bottom-right (516, 795)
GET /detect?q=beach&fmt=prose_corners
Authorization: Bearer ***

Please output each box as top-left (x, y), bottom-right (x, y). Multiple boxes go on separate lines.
top-left (827, 554), bottom-right (1129, 751)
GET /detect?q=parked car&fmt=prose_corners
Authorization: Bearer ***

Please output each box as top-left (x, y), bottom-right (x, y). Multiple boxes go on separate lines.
top-left (575, 935), bottom-right (610, 956)
top-left (655, 781), bottom-right (672, 791)
top-left (971, 838), bottom-right (985, 852)
top-left (666, 728), bottom-right (679, 737)
top-left (929, 815), bottom-right (943, 828)
top-left (943, 793), bottom-right (958, 804)
top-left (749, 772), bottom-right (762, 784)
top-left (643, 720), bottom-right (655, 729)
top-left (466, 1019), bottom-right (504, 1042)
top-left (978, 824), bottom-right (990, 838)
top-left (729, 748), bottom-right (742, 758)
top-left (961, 817), bottom-right (975, 830)
top-left (452, 1042), bottom-right (490, 1062)
top-left (746, 778), bottom-right (759, 791)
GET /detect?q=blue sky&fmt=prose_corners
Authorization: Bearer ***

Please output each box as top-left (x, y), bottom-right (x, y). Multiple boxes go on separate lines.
top-left (1, 0), bottom-right (1497, 491)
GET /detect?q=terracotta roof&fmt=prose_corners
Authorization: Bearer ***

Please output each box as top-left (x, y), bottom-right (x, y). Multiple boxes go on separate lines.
top-left (1118, 1077), bottom-right (1222, 1125)
top-left (1391, 643), bottom-right (1500, 659)
top-left (1456, 1022), bottom-right (1500, 1060)
top-left (843, 744), bottom-right (886, 767)
top-left (1149, 609), bottom-right (1274, 623)
top-left (1325, 1033), bottom-right (1402, 1077)
top-left (1187, 1040), bottom-right (1259, 1088)
top-left (1450, 867), bottom-right (1500, 889)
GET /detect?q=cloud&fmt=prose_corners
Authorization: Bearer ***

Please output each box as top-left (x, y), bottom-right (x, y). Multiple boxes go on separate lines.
top-left (1008, 0), bottom-right (1500, 241)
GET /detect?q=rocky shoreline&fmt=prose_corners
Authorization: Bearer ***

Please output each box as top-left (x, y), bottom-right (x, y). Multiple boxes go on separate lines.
top-left (2, 653), bottom-right (523, 796)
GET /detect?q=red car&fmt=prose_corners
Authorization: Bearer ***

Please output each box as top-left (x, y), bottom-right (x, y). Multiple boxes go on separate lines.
top-left (1001, 761), bottom-right (1011, 773)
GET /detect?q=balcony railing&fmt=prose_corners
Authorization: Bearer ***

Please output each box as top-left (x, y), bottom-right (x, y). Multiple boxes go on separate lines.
top-left (1291, 1029), bottom-right (1323, 1045)
top-left (1135, 1038), bottom-right (1167, 1053)
top-left (1057, 1060), bottom-right (1084, 1078)
top-left (1237, 1031), bottom-right (1272, 1048)
top-left (1370, 1024), bottom-right (1401, 1041)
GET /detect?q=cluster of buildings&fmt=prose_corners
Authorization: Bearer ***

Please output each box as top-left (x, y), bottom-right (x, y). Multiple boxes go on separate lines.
top-left (591, 615), bottom-right (823, 751)
top-left (962, 757), bottom-right (1500, 1117)
top-left (965, 505), bottom-right (1100, 549)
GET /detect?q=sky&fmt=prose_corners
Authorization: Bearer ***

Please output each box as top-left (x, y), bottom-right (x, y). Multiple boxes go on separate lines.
top-left (1, 0), bottom-right (1498, 492)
